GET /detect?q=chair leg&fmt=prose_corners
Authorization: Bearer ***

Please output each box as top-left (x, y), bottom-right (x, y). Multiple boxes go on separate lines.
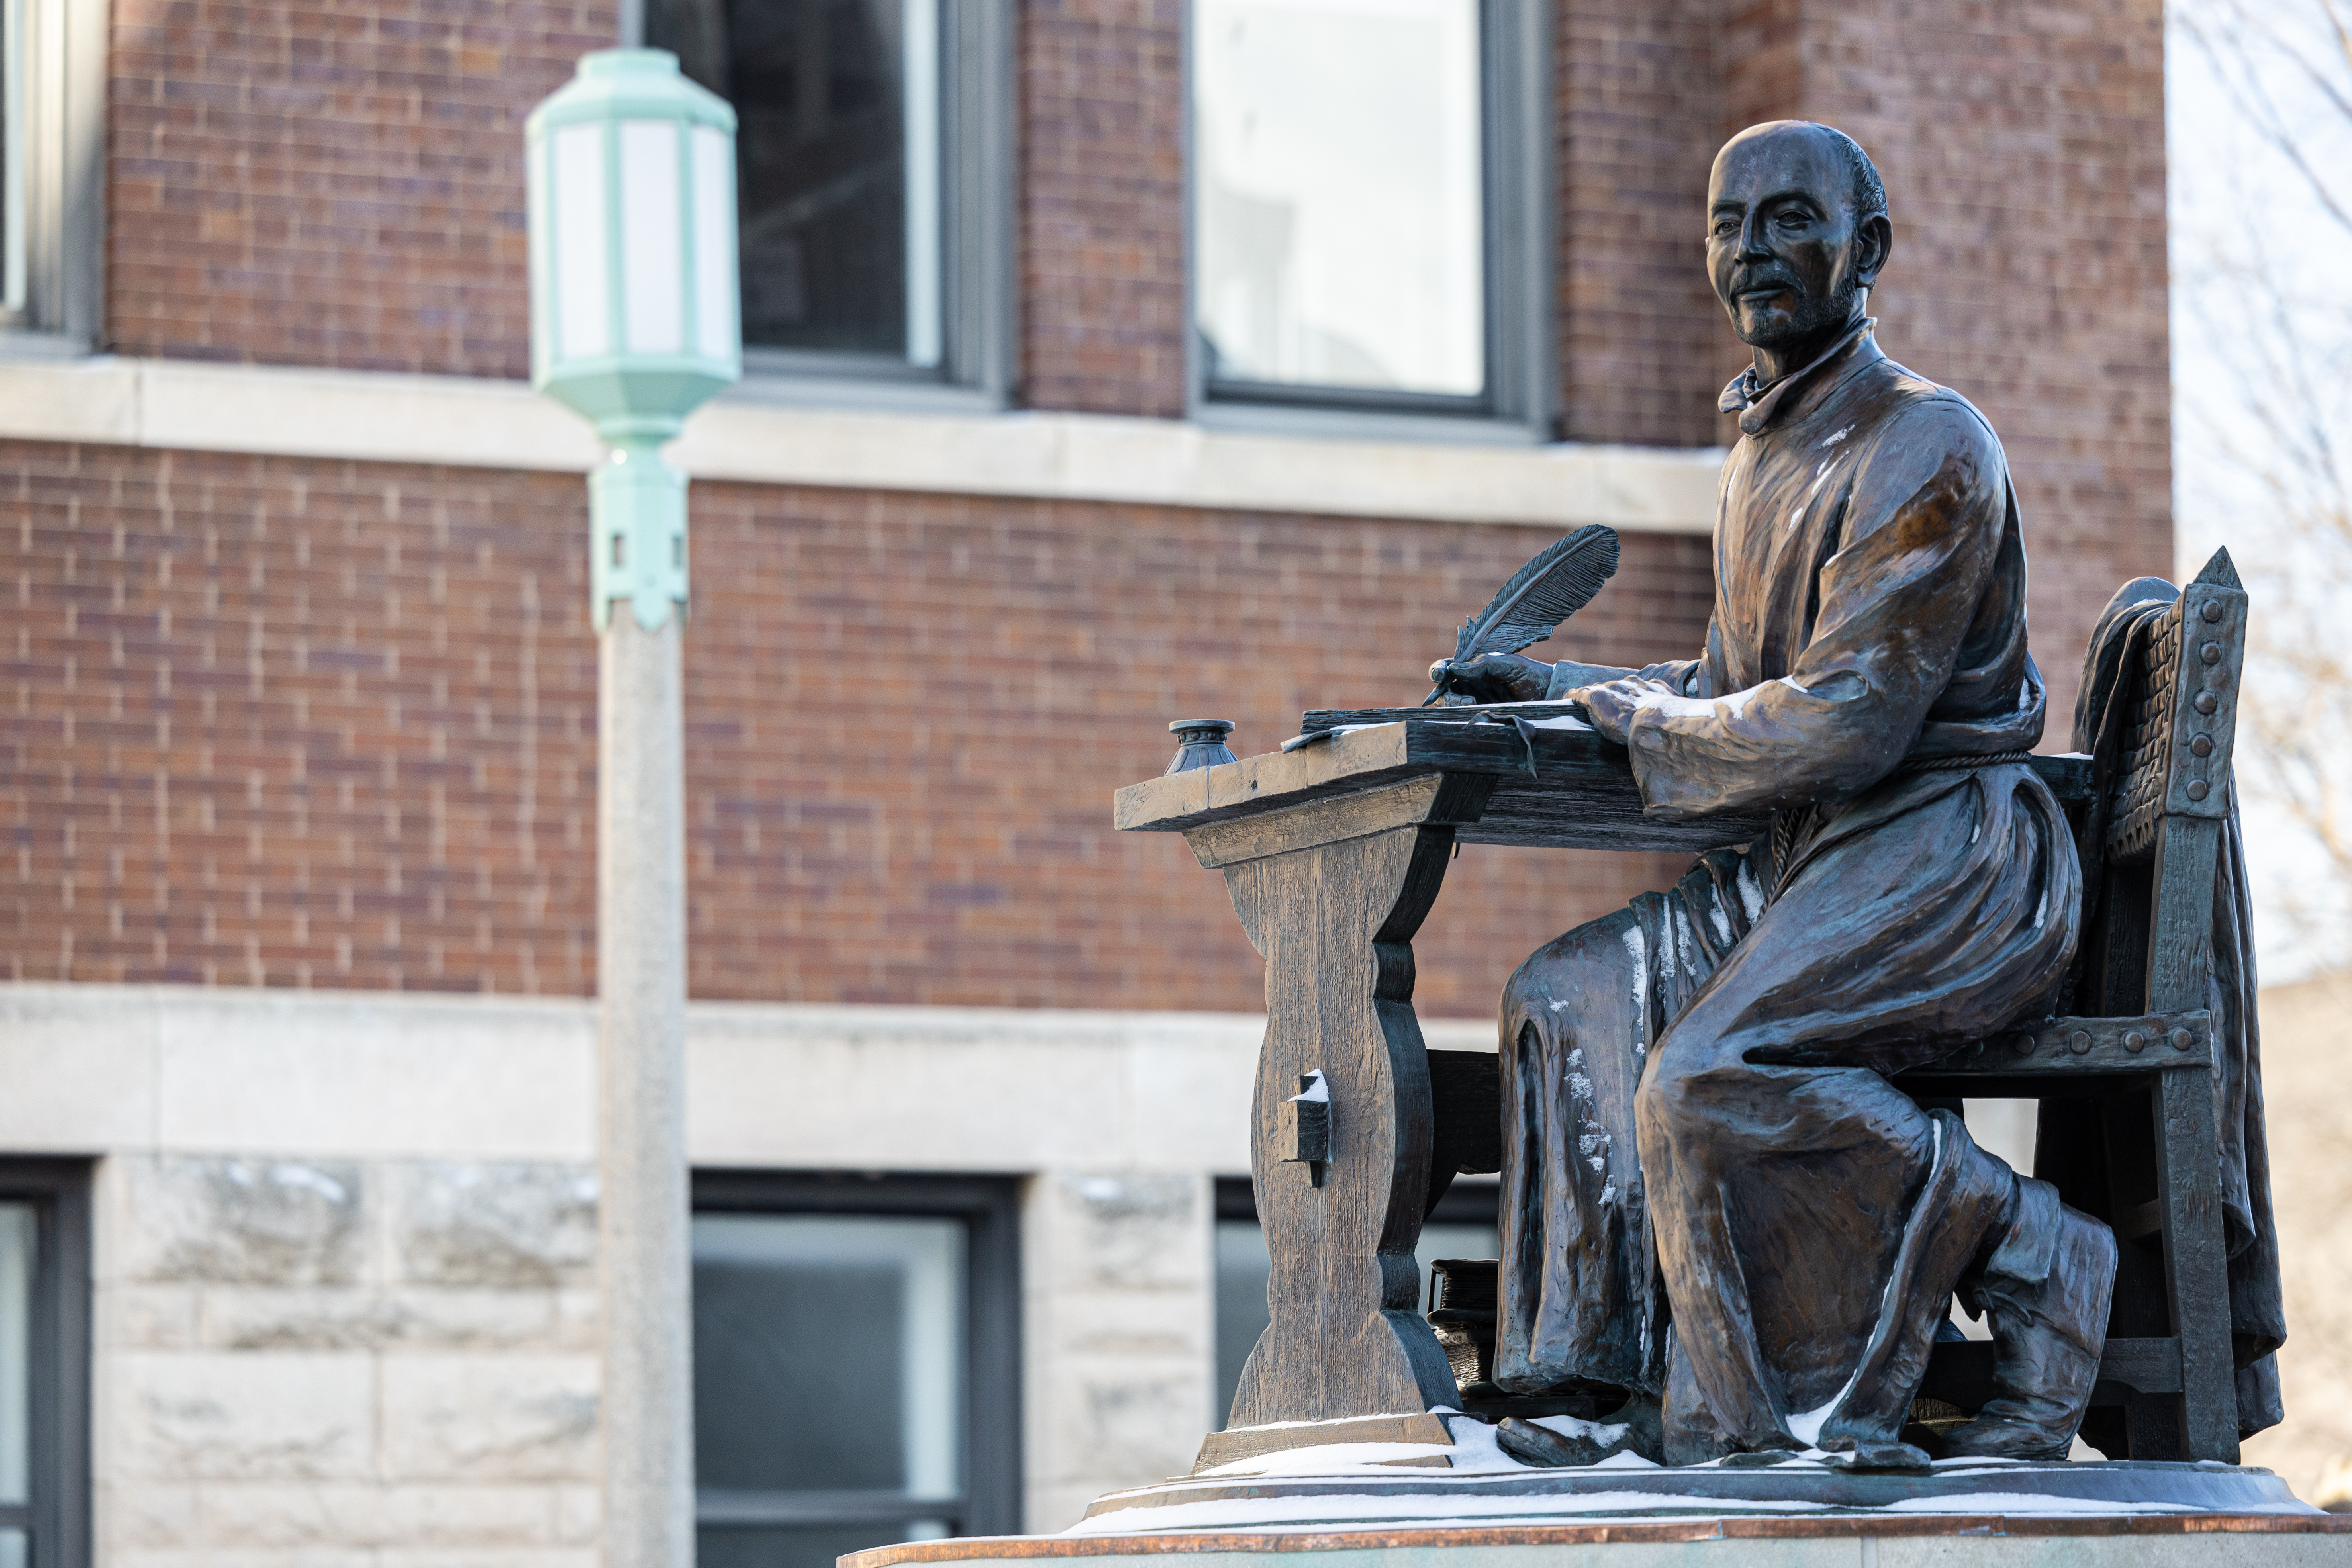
top-left (2145, 814), bottom-right (2240, 1464)
top-left (2151, 1063), bottom-right (2239, 1462)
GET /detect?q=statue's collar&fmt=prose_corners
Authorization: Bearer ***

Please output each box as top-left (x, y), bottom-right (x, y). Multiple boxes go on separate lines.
top-left (1718, 317), bottom-right (1880, 435)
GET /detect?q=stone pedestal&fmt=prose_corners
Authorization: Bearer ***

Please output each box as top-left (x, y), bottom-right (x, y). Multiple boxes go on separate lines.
top-left (846, 1513), bottom-right (2346, 1568)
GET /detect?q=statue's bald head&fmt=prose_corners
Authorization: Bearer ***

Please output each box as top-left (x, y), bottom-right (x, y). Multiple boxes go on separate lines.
top-left (1706, 121), bottom-right (1894, 370)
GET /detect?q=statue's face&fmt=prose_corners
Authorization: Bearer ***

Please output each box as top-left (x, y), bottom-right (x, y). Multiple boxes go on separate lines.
top-left (1706, 125), bottom-right (1887, 355)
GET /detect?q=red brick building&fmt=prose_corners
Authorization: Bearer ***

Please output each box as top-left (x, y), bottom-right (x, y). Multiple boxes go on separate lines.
top-left (0, 0), bottom-right (2170, 1562)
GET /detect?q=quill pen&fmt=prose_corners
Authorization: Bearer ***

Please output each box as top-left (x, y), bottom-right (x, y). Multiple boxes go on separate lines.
top-left (1422, 524), bottom-right (1622, 705)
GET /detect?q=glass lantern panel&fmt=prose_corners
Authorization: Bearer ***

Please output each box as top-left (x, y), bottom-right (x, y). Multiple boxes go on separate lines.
top-left (1193, 0), bottom-right (1486, 397)
top-left (650, 0), bottom-right (944, 365)
top-left (691, 125), bottom-right (737, 362)
top-left (551, 122), bottom-right (612, 360)
top-left (620, 120), bottom-right (687, 355)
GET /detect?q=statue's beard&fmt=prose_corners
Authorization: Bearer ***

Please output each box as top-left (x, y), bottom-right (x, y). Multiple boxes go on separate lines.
top-left (1733, 274), bottom-right (1862, 353)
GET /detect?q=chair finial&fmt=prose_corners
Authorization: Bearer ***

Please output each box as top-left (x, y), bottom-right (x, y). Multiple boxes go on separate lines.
top-left (2193, 548), bottom-right (2240, 590)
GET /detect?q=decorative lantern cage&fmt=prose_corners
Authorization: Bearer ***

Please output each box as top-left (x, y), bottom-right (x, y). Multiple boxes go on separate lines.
top-left (525, 49), bottom-right (740, 630)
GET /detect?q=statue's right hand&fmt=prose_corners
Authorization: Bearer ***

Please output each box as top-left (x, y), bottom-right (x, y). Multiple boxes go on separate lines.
top-left (1430, 652), bottom-right (1553, 704)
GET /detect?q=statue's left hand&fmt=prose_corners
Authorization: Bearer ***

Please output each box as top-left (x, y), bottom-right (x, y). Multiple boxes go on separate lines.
top-left (1559, 677), bottom-right (1650, 744)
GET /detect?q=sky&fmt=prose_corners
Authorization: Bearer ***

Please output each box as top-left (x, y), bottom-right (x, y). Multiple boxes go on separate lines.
top-left (2166, 0), bottom-right (2352, 984)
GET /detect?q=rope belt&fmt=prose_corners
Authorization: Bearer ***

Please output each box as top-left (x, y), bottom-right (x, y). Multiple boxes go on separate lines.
top-left (1898, 748), bottom-right (2038, 774)
top-left (1771, 750), bottom-right (2037, 890)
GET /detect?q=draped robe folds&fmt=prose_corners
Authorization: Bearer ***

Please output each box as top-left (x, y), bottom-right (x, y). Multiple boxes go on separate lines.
top-left (1500, 323), bottom-right (2084, 1455)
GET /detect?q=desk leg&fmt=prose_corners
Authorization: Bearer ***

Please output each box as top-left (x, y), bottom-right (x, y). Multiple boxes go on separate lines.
top-left (1192, 778), bottom-right (1485, 1431)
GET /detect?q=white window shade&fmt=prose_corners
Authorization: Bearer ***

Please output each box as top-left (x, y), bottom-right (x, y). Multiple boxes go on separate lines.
top-left (1194, 0), bottom-right (1486, 398)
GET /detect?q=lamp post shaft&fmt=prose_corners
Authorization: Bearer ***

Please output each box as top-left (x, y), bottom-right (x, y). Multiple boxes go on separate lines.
top-left (598, 607), bottom-right (693, 1568)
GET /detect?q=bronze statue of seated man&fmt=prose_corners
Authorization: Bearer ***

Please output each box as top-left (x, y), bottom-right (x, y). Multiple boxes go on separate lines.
top-left (1438, 121), bottom-right (2117, 1467)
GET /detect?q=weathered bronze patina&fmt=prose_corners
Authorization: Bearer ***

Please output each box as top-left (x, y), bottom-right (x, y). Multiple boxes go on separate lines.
top-left (1446, 121), bottom-right (2107, 1467)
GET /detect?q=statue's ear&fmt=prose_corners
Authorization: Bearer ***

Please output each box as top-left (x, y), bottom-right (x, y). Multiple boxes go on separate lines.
top-left (1855, 212), bottom-right (1893, 289)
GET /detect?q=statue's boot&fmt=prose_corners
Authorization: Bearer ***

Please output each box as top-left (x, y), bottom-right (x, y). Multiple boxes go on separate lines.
top-left (1493, 1394), bottom-right (1662, 1468)
top-left (1940, 1177), bottom-right (2118, 1461)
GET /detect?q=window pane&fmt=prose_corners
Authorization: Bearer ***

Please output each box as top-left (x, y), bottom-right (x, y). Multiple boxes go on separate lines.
top-left (3, 0), bottom-right (27, 313)
top-left (650, 0), bottom-right (944, 362)
top-left (1194, 0), bottom-right (1484, 397)
top-left (1211, 1219), bottom-right (1269, 1429)
top-left (0, 1203), bottom-right (29, 1505)
top-left (0, 1526), bottom-right (22, 1568)
top-left (699, 1520), bottom-right (947, 1568)
top-left (692, 1214), bottom-right (964, 1496)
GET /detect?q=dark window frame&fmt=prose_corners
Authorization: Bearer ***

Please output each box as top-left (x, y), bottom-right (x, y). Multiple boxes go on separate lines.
top-left (645, 0), bottom-right (1016, 413)
top-left (1185, 0), bottom-right (1553, 444)
top-left (689, 1170), bottom-right (1023, 1543)
top-left (0, 1160), bottom-right (91, 1568)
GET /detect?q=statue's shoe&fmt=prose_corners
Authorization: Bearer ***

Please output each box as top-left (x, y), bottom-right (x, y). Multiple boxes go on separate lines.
top-left (1718, 1447), bottom-right (1804, 1468)
top-left (1939, 1190), bottom-right (2119, 1461)
top-left (1493, 1398), bottom-right (1659, 1468)
top-left (1818, 1437), bottom-right (1934, 1472)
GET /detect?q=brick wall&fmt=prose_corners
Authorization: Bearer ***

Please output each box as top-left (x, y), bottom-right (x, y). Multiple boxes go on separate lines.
top-left (1553, 0), bottom-right (1727, 448)
top-left (109, 0), bottom-right (613, 374)
top-left (1, 444), bottom-right (599, 992)
top-left (1018, 0), bottom-right (1189, 417)
top-left (2, 440), bottom-right (1710, 1014)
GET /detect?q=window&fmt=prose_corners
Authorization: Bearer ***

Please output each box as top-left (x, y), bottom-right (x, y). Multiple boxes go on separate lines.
top-left (1212, 1175), bottom-right (1497, 1428)
top-left (691, 1172), bottom-right (1020, 1568)
top-left (1189, 0), bottom-right (1549, 440)
top-left (0, 1162), bottom-right (89, 1568)
top-left (0, 0), bottom-right (104, 347)
top-left (645, 0), bottom-right (1013, 408)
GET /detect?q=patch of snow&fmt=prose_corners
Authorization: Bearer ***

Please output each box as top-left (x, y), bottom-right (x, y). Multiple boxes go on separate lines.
top-left (1784, 1400), bottom-right (1839, 1450)
top-left (1198, 1442), bottom-right (1454, 1478)
top-left (1621, 924), bottom-right (1649, 1032)
top-left (1708, 898), bottom-right (1734, 948)
top-left (1531, 1414), bottom-right (1633, 1447)
top-left (1290, 1071), bottom-right (1329, 1104)
top-left (1066, 1490), bottom-right (1836, 1537)
top-left (1735, 858), bottom-right (1766, 921)
top-left (1878, 1492), bottom-right (2206, 1516)
top-left (1522, 714), bottom-right (1592, 732)
top-left (1590, 1449), bottom-right (1661, 1469)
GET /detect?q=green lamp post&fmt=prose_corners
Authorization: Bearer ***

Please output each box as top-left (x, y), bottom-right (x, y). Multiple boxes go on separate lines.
top-left (525, 49), bottom-right (738, 1568)
top-left (527, 47), bottom-right (740, 631)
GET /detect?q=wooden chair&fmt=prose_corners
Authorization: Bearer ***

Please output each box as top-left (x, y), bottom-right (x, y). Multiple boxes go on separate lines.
top-left (1897, 549), bottom-right (2250, 1462)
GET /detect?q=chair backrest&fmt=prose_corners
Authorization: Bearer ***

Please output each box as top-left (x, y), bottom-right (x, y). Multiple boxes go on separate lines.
top-left (2105, 550), bottom-right (2249, 869)
top-left (2038, 548), bottom-right (2252, 1463)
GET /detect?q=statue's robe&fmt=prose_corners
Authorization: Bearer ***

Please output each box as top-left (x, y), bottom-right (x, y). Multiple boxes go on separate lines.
top-left (1499, 321), bottom-right (2082, 1455)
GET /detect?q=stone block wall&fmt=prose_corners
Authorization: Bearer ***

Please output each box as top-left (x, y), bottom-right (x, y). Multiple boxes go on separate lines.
top-left (0, 984), bottom-right (1281, 1552)
top-left (1021, 1172), bottom-right (1213, 1531)
top-left (100, 1154), bottom-right (601, 1566)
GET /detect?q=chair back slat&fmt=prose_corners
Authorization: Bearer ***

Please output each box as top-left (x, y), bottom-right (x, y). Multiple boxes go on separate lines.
top-left (2105, 562), bottom-right (2248, 863)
